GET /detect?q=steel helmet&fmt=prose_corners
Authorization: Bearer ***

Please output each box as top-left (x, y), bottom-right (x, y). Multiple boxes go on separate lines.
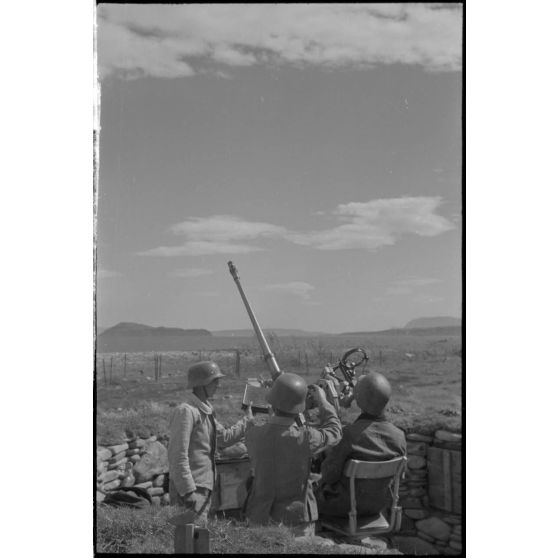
top-left (354, 371), bottom-right (391, 415)
top-left (266, 373), bottom-right (308, 414)
top-left (186, 361), bottom-right (226, 389)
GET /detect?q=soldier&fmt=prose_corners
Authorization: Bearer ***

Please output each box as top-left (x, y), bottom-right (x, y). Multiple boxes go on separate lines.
top-left (168, 361), bottom-right (254, 525)
top-left (315, 371), bottom-right (406, 519)
top-left (244, 373), bottom-right (342, 537)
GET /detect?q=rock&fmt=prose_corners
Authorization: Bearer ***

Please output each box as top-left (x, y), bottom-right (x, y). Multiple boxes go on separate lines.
top-left (406, 442), bottom-right (427, 456)
top-left (449, 540), bottom-right (462, 551)
top-left (392, 535), bottom-right (439, 555)
top-left (360, 537), bottom-right (388, 551)
top-left (452, 525), bottom-right (462, 534)
top-left (97, 448), bottom-right (111, 461)
top-left (126, 448), bottom-right (140, 456)
top-left (450, 533), bottom-right (461, 543)
top-left (162, 493), bottom-right (170, 505)
top-left (294, 535), bottom-right (335, 547)
top-left (433, 441), bottom-right (462, 451)
top-left (108, 443), bottom-right (129, 456)
top-left (148, 487), bottom-right (164, 496)
top-left (443, 515), bottom-right (462, 525)
top-left (134, 481), bottom-right (152, 489)
top-left (406, 469), bottom-right (427, 479)
top-left (406, 433), bottom-right (433, 443)
top-left (400, 497), bottom-right (422, 509)
top-left (399, 514), bottom-right (416, 533)
top-left (109, 451), bottom-right (127, 464)
top-left (151, 496), bottom-right (161, 506)
top-left (421, 496), bottom-right (429, 507)
top-left (153, 474), bottom-right (165, 487)
top-left (133, 441), bottom-right (168, 483)
top-left (416, 517), bottom-right (451, 542)
top-left (404, 509), bottom-right (429, 520)
top-left (336, 543), bottom-right (375, 554)
top-left (101, 470), bottom-right (120, 483)
top-left (103, 478), bottom-right (121, 491)
top-left (97, 491), bottom-right (106, 503)
top-left (129, 439), bottom-right (146, 449)
top-left (97, 461), bottom-right (108, 474)
top-left (444, 547), bottom-right (462, 556)
top-left (409, 487), bottom-right (426, 497)
top-left (434, 430), bottom-right (461, 444)
top-left (417, 531), bottom-right (435, 543)
top-left (108, 458), bottom-right (128, 471)
top-left (145, 435), bottom-right (157, 442)
top-left (407, 456), bottom-right (426, 470)
top-left (129, 454), bottom-right (141, 463)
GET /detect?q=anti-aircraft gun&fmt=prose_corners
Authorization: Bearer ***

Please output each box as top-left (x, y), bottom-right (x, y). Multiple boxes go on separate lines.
top-left (227, 261), bottom-right (368, 416)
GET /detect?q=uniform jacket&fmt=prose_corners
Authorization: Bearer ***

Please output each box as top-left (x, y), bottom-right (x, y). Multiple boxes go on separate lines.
top-left (168, 392), bottom-right (250, 496)
top-left (318, 413), bottom-right (406, 516)
top-left (244, 402), bottom-right (342, 526)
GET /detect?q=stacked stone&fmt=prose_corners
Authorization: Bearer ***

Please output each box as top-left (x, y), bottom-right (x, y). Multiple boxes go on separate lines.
top-left (399, 432), bottom-right (432, 533)
top-left (96, 434), bottom-right (170, 506)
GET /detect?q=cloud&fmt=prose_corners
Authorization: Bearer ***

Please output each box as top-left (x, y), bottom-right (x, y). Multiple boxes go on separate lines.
top-left (288, 197), bottom-right (455, 251)
top-left (263, 281), bottom-right (315, 300)
top-left (139, 215), bottom-right (286, 256)
top-left (97, 4), bottom-right (462, 79)
top-left (140, 198), bottom-right (453, 256)
top-left (168, 268), bottom-right (213, 278)
top-left (97, 268), bottom-right (122, 279)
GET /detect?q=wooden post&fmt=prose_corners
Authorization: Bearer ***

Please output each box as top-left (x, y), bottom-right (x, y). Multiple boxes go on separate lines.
top-left (169, 511), bottom-right (210, 554)
top-left (110, 357), bottom-right (113, 384)
top-left (124, 353), bottom-right (127, 377)
top-left (234, 349), bottom-right (240, 377)
top-left (305, 352), bottom-right (309, 374)
top-left (103, 358), bottom-right (106, 386)
top-left (154, 353), bottom-right (157, 380)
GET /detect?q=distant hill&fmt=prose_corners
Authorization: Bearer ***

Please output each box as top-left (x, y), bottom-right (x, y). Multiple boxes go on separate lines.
top-left (404, 316), bottom-right (461, 329)
top-left (97, 322), bottom-right (212, 353)
top-left (211, 328), bottom-right (330, 338)
top-left (340, 326), bottom-right (461, 337)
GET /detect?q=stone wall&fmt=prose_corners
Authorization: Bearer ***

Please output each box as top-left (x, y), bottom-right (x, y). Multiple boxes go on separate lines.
top-left (393, 429), bottom-right (462, 556)
top-left (96, 428), bottom-right (462, 555)
top-left (96, 434), bottom-right (171, 506)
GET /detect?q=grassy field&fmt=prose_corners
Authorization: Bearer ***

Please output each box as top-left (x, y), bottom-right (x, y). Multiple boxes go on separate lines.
top-left (96, 504), bottom-right (398, 554)
top-left (96, 331), bottom-right (461, 444)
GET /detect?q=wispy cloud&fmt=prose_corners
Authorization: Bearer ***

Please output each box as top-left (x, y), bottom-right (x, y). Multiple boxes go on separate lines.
top-left (263, 281), bottom-right (315, 300)
top-left (288, 197), bottom-right (455, 251)
top-left (97, 268), bottom-right (122, 279)
top-left (97, 4), bottom-right (462, 79)
top-left (140, 197), bottom-right (454, 257)
top-left (139, 215), bottom-right (286, 256)
top-left (168, 268), bottom-right (213, 278)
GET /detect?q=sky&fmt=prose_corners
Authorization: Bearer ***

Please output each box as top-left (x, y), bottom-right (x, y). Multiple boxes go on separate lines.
top-left (95, 3), bottom-right (463, 334)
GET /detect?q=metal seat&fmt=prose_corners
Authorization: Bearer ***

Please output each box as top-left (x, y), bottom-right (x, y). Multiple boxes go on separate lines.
top-left (320, 455), bottom-right (407, 538)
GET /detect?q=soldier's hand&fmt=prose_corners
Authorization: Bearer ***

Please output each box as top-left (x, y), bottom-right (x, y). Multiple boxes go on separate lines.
top-left (310, 385), bottom-right (328, 407)
top-left (322, 364), bottom-right (335, 378)
top-left (244, 401), bottom-right (254, 422)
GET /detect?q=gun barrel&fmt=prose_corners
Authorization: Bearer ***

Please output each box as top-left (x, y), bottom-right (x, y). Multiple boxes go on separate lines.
top-left (228, 261), bottom-right (282, 380)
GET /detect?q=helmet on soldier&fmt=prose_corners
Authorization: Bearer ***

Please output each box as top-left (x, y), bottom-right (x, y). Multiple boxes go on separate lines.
top-left (354, 371), bottom-right (391, 415)
top-left (186, 361), bottom-right (226, 389)
top-left (266, 373), bottom-right (307, 414)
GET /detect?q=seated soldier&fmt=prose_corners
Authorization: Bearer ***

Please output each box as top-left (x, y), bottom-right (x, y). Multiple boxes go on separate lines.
top-left (315, 371), bottom-right (406, 518)
top-left (244, 373), bottom-right (342, 537)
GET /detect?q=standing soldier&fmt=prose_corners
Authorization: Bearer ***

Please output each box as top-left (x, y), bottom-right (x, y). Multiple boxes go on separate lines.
top-left (244, 373), bottom-right (342, 536)
top-left (168, 361), bottom-right (254, 525)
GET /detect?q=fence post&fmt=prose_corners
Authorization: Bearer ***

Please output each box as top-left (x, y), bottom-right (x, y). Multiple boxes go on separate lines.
top-left (103, 358), bottom-right (106, 386)
top-left (169, 511), bottom-right (210, 554)
top-left (305, 352), bottom-right (309, 374)
top-left (110, 357), bottom-right (113, 384)
top-left (124, 353), bottom-right (127, 377)
top-left (234, 349), bottom-right (240, 377)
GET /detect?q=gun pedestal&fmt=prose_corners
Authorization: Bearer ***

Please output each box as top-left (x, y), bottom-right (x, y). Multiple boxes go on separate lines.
top-left (169, 511), bottom-right (210, 554)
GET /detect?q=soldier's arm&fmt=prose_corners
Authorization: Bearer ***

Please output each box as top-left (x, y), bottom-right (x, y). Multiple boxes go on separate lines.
top-left (215, 405), bottom-right (255, 448)
top-left (306, 396), bottom-right (342, 455)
